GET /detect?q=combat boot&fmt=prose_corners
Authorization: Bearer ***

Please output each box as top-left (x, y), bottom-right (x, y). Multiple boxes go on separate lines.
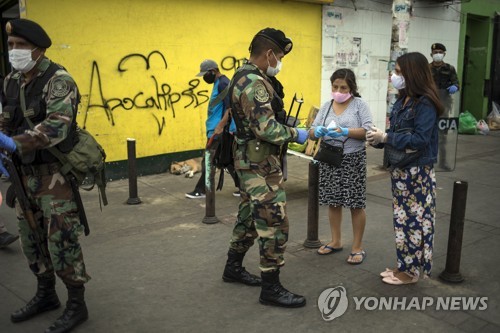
top-left (259, 269), bottom-right (306, 308)
top-left (11, 273), bottom-right (61, 322)
top-left (222, 249), bottom-right (261, 286)
top-left (45, 284), bottom-right (88, 333)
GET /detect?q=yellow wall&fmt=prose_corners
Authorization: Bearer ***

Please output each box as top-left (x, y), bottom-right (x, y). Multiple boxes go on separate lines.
top-left (25, 0), bottom-right (322, 162)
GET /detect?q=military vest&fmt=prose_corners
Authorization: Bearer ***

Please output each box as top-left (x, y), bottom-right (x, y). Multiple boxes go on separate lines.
top-left (430, 63), bottom-right (455, 90)
top-left (229, 65), bottom-right (286, 142)
top-left (3, 62), bottom-right (77, 165)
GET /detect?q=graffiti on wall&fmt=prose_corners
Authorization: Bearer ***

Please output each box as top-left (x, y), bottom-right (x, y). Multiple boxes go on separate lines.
top-left (82, 50), bottom-right (247, 136)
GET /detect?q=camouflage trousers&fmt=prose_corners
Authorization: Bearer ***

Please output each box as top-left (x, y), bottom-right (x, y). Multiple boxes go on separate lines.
top-left (15, 171), bottom-right (90, 286)
top-left (230, 156), bottom-right (289, 272)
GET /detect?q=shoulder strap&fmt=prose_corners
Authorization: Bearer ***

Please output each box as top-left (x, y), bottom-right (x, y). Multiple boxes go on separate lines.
top-left (322, 100), bottom-right (350, 146)
top-left (226, 67), bottom-right (262, 141)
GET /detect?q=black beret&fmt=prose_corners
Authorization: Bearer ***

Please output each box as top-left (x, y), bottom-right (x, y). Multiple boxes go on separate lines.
top-left (254, 28), bottom-right (293, 55)
top-left (431, 43), bottom-right (446, 52)
top-left (6, 19), bottom-right (51, 48)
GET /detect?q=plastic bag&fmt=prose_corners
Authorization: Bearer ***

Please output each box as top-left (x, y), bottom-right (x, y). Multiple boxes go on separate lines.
top-left (458, 111), bottom-right (477, 134)
top-left (487, 102), bottom-right (500, 130)
top-left (477, 119), bottom-right (490, 135)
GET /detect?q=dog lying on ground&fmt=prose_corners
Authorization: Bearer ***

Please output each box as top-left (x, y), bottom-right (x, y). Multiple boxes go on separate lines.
top-left (170, 157), bottom-right (203, 178)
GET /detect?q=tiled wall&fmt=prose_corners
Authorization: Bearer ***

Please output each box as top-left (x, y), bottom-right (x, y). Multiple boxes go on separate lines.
top-left (321, 0), bottom-right (461, 129)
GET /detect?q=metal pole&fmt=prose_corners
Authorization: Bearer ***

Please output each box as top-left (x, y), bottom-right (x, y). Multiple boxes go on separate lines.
top-left (202, 147), bottom-right (219, 224)
top-left (439, 181), bottom-right (468, 283)
top-left (126, 138), bottom-right (141, 205)
top-left (304, 161), bottom-right (321, 248)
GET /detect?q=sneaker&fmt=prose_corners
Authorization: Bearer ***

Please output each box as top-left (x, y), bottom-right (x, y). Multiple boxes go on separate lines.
top-left (185, 191), bottom-right (206, 199)
top-left (0, 232), bottom-right (19, 249)
top-left (232, 191), bottom-right (241, 197)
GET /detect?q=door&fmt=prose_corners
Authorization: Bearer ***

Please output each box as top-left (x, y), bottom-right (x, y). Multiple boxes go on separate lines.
top-left (490, 13), bottom-right (500, 107)
top-left (461, 14), bottom-right (489, 120)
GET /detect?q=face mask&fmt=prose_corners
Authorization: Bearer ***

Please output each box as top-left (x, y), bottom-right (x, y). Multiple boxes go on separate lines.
top-left (9, 48), bottom-right (38, 73)
top-left (331, 91), bottom-right (351, 103)
top-left (432, 53), bottom-right (445, 62)
top-left (266, 51), bottom-right (282, 77)
top-left (391, 73), bottom-right (406, 90)
top-left (203, 71), bottom-right (216, 84)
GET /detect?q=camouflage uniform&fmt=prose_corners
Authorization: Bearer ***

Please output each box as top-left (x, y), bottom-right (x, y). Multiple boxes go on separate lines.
top-left (229, 63), bottom-right (298, 272)
top-left (430, 62), bottom-right (459, 113)
top-left (1, 57), bottom-right (89, 286)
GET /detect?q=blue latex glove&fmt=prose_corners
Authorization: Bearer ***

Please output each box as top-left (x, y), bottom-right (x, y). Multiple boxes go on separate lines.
top-left (447, 85), bottom-right (458, 94)
top-left (313, 126), bottom-right (328, 138)
top-left (326, 127), bottom-right (349, 138)
top-left (0, 153), bottom-right (9, 178)
top-left (295, 129), bottom-right (308, 144)
top-left (0, 131), bottom-right (16, 153)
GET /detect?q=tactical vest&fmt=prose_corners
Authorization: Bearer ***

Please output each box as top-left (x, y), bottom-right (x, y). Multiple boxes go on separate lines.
top-left (430, 63), bottom-right (454, 90)
top-left (3, 62), bottom-right (77, 165)
top-left (228, 67), bottom-right (287, 142)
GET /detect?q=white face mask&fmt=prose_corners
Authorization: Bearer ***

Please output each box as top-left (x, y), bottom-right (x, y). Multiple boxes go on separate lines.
top-left (432, 53), bottom-right (445, 62)
top-left (391, 73), bottom-right (406, 90)
top-left (266, 51), bottom-right (282, 77)
top-left (9, 48), bottom-right (38, 73)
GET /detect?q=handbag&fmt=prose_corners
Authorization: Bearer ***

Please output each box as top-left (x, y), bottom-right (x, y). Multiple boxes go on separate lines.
top-left (385, 128), bottom-right (423, 170)
top-left (314, 140), bottom-right (344, 167)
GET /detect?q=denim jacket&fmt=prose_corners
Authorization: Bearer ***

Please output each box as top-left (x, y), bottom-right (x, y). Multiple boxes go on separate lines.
top-left (385, 96), bottom-right (439, 168)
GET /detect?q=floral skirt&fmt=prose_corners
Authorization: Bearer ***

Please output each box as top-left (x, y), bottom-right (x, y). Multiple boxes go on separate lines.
top-left (391, 166), bottom-right (436, 278)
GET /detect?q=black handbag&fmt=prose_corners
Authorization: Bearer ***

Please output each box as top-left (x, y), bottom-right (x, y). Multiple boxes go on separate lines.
top-left (314, 140), bottom-right (344, 168)
top-left (385, 145), bottom-right (422, 170)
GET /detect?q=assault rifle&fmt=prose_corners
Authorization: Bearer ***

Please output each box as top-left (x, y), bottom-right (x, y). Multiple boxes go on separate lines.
top-left (2, 153), bottom-right (50, 260)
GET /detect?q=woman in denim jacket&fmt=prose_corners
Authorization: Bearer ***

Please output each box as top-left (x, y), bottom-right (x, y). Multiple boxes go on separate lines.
top-left (367, 52), bottom-right (444, 285)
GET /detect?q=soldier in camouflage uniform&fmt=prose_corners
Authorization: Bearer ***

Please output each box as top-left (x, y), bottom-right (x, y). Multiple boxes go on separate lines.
top-left (221, 28), bottom-right (308, 308)
top-left (429, 43), bottom-right (460, 170)
top-left (0, 19), bottom-right (89, 333)
top-left (430, 42), bottom-right (460, 113)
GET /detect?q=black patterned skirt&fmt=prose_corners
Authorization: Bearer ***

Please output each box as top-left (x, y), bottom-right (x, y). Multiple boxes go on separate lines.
top-left (318, 149), bottom-right (367, 209)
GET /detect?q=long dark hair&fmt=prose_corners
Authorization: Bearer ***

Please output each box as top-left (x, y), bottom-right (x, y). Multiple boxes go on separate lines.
top-left (397, 52), bottom-right (444, 116)
top-left (330, 68), bottom-right (361, 97)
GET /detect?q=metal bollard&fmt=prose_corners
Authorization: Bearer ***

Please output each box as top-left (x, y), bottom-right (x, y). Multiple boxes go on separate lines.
top-left (202, 148), bottom-right (219, 224)
top-left (304, 161), bottom-right (322, 248)
top-left (126, 138), bottom-right (141, 205)
top-left (439, 181), bottom-right (468, 283)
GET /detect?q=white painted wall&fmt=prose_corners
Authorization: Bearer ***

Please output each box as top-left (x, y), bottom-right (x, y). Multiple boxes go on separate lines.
top-left (321, 0), bottom-right (461, 129)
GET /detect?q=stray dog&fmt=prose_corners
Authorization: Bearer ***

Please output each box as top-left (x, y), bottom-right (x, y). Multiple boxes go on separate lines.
top-left (170, 157), bottom-right (203, 178)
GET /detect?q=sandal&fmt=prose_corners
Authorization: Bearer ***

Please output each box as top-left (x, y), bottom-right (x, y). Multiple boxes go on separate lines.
top-left (347, 250), bottom-right (366, 265)
top-left (317, 245), bottom-right (343, 255)
top-left (380, 268), bottom-right (398, 278)
top-left (382, 271), bottom-right (418, 285)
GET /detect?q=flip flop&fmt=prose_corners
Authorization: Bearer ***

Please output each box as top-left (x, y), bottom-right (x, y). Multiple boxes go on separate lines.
top-left (347, 250), bottom-right (366, 265)
top-left (317, 245), bottom-right (343, 255)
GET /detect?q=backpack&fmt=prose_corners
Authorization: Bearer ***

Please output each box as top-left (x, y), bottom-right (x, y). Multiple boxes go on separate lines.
top-left (51, 127), bottom-right (108, 206)
top-left (212, 121), bottom-right (234, 191)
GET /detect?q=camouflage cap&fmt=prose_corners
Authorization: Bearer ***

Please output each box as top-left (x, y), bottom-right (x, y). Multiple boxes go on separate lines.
top-left (6, 18), bottom-right (51, 48)
top-left (254, 28), bottom-right (293, 55)
top-left (431, 43), bottom-right (446, 52)
top-left (196, 59), bottom-right (218, 77)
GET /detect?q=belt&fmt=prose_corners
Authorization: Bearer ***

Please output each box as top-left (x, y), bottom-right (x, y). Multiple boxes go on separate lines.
top-left (21, 162), bottom-right (61, 177)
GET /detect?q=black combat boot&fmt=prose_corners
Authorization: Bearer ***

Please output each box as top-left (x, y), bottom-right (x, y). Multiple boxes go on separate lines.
top-left (11, 274), bottom-right (60, 322)
top-left (45, 284), bottom-right (88, 333)
top-left (259, 269), bottom-right (306, 308)
top-left (222, 249), bottom-right (261, 286)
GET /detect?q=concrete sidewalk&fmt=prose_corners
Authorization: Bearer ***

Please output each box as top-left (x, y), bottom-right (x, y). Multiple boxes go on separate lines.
top-left (0, 132), bottom-right (499, 333)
